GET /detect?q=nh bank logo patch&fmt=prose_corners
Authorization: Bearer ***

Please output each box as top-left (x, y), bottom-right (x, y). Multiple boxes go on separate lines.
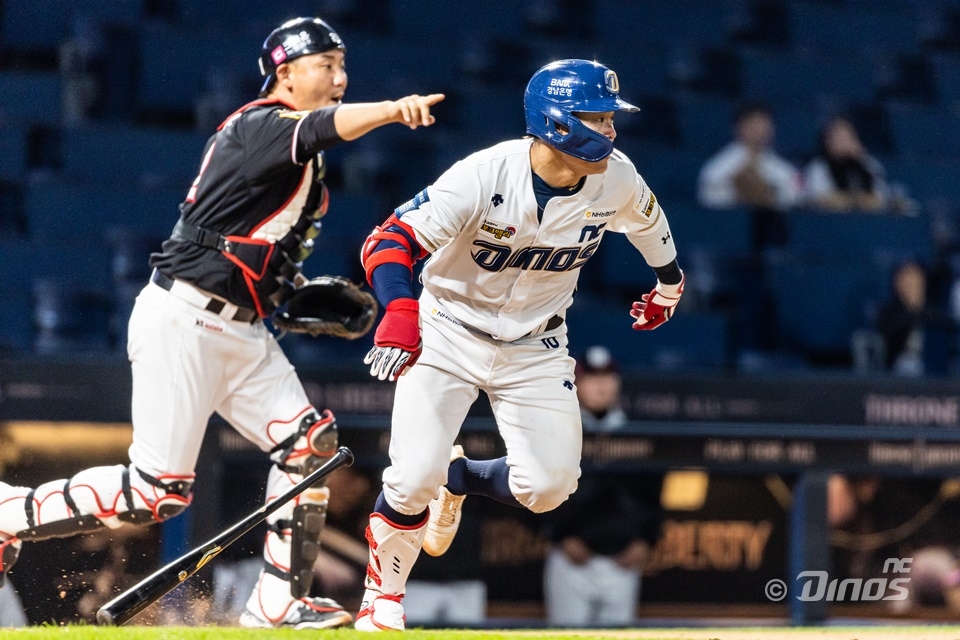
top-left (585, 209), bottom-right (616, 220)
top-left (430, 307), bottom-right (462, 327)
top-left (480, 219), bottom-right (518, 243)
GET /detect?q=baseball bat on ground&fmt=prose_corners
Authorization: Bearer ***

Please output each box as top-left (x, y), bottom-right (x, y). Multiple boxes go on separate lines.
top-left (96, 446), bottom-right (354, 626)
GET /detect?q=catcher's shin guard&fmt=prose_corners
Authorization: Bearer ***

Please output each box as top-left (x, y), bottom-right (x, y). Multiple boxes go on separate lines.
top-left (248, 472), bottom-right (332, 621)
top-left (0, 465), bottom-right (192, 542)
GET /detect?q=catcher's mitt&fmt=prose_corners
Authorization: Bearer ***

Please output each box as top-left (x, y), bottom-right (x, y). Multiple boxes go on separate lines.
top-left (272, 276), bottom-right (377, 340)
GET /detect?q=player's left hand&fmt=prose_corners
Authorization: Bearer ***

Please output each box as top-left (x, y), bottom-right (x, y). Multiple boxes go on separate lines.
top-left (364, 298), bottom-right (422, 381)
top-left (631, 273), bottom-right (684, 331)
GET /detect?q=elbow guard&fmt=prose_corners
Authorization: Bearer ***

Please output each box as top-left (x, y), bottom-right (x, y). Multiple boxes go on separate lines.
top-left (360, 213), bottom-right (427, 286)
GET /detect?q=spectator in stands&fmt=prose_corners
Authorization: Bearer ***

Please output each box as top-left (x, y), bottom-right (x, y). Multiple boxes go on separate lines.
top-left (875, 260), bottom-right (956, 376)
top-left (697, 101), bottom-right (801, 212)
top-left (540, 347), bottom-right (663, 627)
top-left (698, 101), bottom-right (800, 250)
top-left (803, 116), bottom-right (890, 213)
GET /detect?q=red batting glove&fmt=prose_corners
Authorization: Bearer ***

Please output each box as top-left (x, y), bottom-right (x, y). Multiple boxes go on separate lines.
top-left (631, 273), bottom-right (684, 331)
top-left (364, 298), bottom-right (422, 381)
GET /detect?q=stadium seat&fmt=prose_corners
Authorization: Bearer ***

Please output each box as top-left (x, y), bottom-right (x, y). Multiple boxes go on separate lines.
top-left (0, 124), bottom-right (29, 181)
top-left (24, 177), bottom-right (182, 242)
top-left (136, 25), bottom-right (260, 116)
top-left (676, 94), bottom-right (735, 156)
top-left (61, 125), bottom-right (208, 186)
top-left (787, 210), bottom-right (935, 263)
top-left (885, 102), bottom-right (960, 157)
top-left (0, 73), bottom-right (61, 125)
top-left (766, 256), bottom-right (877, 357)
top-left (788, 2), bottom-right (920, 57)
top-left (739, 50), bottom-right (876, 106)
top-left (0, 0), bottom-right (141, 52)
top-left (565, 296), bottom-right (730, 370)
top-left (594, 0), bottom-right (730, 49)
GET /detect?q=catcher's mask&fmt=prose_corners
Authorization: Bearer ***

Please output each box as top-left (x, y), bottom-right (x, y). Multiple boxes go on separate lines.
top-left (523, 59), bottom-right (639, 162)
top-left (258, 17), bottom-right (345, 97)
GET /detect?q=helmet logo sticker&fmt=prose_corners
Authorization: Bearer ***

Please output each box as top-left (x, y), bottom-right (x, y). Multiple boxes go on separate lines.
top-left (548, 78), bottom-right (574, 97)
top-left (271, 46), bottom-right (287, 64)
top-left (604, 70), bottom-right (620, 94)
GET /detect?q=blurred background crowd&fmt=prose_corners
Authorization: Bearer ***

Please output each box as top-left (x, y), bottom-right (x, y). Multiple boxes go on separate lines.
top-left (5, 0), bottom-right (960, 375)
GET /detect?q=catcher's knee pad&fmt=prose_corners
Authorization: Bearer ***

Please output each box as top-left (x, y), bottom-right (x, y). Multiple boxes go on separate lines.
top-left (269, 408), bottom-right (339, 478)
top-left (17, 464), bottom-right (193, 541)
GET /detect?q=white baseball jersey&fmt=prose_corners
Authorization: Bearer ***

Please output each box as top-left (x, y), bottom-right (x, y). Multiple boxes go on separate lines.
top-left (400, 138), bottom-right (676, 341)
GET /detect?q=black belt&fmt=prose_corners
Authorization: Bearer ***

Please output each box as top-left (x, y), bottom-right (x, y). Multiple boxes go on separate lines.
top-left (151, 270), bottom-right (259, 324)
top-left (545, 315), bottom-right (564, 332)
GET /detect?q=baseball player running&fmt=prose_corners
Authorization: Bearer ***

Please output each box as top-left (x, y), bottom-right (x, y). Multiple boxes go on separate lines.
top-left (0, 17), bottom-right (442, 629)
top-left (353, 59), bottom-right (684, 631)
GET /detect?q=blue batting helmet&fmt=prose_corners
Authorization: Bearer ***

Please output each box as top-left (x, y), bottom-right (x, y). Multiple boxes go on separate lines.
top-left (524, 59), bottom-right (639, 162)
top-left (258, 17), bottom-right (345, 96)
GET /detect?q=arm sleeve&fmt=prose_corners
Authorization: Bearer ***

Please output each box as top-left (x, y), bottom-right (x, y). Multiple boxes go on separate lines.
top-left (294, 105), bottom-right (344, 161)
top-left (607, 173), bottom-right (678, 269)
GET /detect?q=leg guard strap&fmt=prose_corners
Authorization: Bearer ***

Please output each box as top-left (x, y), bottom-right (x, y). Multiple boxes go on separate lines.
top-left (22, 482), bottom-right (107, 540)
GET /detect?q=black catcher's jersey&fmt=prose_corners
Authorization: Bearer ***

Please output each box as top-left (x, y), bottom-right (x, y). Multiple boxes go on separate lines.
top-left (150, 99), bottom-right (343, 311)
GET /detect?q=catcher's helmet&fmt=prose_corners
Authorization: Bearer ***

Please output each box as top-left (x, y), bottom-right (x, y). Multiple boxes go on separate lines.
top-left (258, 17), bottom-right (345, 96)
top-left (524, 59), bottom-right (639, 162)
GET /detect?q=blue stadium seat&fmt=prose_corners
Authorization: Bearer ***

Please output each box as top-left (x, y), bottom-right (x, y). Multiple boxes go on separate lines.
top-left (0, 0), bottom-right (141, 51)
top-left (0, 239), bottom-right (113, 295)
top-left (25, 177), bottom-right (181, 242)
top-left (61, 125), bottom-right (207, 187)
top-left (176, 0), bottom-right (318, 30)
top-left (882, 156), bottom-right (960, 205)
top-left (627, 143), bottom-right (702, 201)
top-left (885, 103), bottom-right (960, 157)
top-left (788, 3), bottom-right (920, 56)
top-left (766, 257), bottom-right (877, 355)
top-left (739, 51), bottom-right (876, 106)
top-left (664, 202), bottom-right (753, 259)
top-left (136, 25), bottom-right (259, 114)
top-left (565, 297), bottom-right (729, 370)
top-left (388, 0), bottom-right (525, 40)
top-left (931, 53), bottom-right (960, 108)
top-left (594, 0), bottom-right (730, 48)
top-left (0, 73), bottom-right (60, 125)
top-left (787, 211), bottom-right (935, 263)
top-left (0, 124), bottom-right (29, 181)
top-left (676, 95), bottom-right (735, 155)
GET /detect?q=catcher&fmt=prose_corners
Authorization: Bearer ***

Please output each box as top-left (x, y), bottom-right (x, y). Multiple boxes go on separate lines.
top-left (0, 16), bottom-right (439, 629)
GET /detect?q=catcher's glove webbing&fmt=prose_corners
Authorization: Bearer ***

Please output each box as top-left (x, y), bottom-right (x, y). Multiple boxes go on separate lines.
top-left (272, 276), bottom-right (377, 340)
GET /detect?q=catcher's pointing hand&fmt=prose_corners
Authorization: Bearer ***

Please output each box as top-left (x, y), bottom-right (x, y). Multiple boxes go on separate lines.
top-left (389, 93), bottom-right (445, 129)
